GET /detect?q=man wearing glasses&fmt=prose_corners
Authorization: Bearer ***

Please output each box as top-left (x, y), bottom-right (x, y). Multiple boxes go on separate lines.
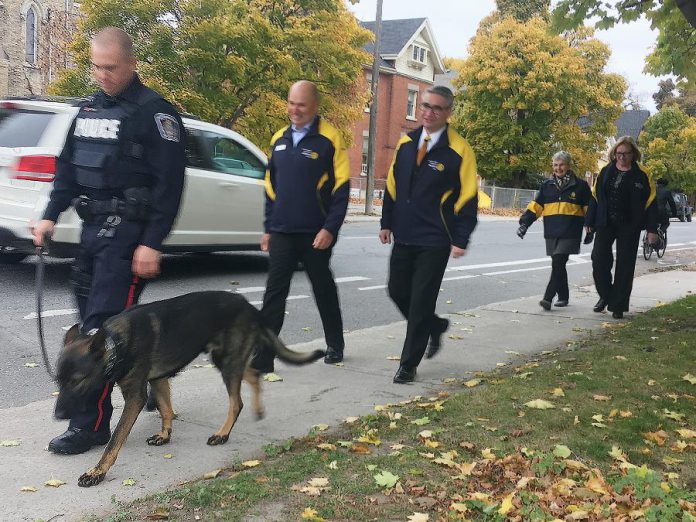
top-left (379, 86), bottom-right (478, 383)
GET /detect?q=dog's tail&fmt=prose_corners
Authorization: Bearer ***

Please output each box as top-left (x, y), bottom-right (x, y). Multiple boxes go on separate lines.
top-left (264, 328), bottom-right (325, 365)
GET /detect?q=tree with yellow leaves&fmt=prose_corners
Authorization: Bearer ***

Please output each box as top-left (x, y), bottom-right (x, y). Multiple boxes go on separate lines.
top-left (49, 0), bottom-right (371, 147)
top-left (452, 17), bottom-right (625, 187)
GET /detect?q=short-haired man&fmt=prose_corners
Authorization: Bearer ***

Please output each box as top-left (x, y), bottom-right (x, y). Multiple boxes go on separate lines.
top-left (251, 80), bottom-right (350, 373)
top-left (33, 27), bottom-right (186, 454)
top-left (379, 86), bottom-right (478, 383)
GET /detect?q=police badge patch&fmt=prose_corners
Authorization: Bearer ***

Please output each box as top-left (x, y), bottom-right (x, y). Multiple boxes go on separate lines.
top-left (154, 113), bottom-right (180, 142)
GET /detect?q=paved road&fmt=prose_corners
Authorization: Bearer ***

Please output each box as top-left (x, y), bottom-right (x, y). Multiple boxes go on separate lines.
top-left (1, 218), bottom-right (694, 409)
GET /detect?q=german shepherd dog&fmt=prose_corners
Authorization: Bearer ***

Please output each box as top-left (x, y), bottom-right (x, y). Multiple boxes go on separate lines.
top-left (54, 291), bottom-right (325, 487)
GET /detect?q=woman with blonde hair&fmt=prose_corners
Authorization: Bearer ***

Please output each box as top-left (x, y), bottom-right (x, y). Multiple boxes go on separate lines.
top-left (585, 136), bottom-right (658, 319)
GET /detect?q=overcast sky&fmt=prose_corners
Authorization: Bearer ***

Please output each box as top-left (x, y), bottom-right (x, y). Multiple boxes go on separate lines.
top-left (348, 0), bottom-right (665, 113)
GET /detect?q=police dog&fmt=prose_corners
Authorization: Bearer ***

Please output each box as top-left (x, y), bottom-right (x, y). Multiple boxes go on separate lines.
top-left (54, 291), bottom-right (325, 487)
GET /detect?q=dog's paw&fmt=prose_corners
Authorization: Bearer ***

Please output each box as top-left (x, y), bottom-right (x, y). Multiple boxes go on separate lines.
top-left (146, 433), bottom-right (170, 446)
top-left (207, 434), bottom-right (229, 446)
top-left (78, 469), bottom-right (105, 487)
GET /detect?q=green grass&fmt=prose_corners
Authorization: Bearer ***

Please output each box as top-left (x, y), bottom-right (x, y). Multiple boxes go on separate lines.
top-left (88, 296), bottom-right (696, 521)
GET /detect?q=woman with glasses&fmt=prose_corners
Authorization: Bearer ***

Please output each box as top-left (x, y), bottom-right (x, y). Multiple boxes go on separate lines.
top-left (585, 136), bottom-right (658, 319)
top-left (517, 151), bottom-right (591, 310)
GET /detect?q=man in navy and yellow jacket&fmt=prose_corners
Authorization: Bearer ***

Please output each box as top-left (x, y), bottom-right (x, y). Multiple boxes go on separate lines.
top-left (252, 80), bottom-right (350, 373)
top-left (379, 86), bottom-right (478, 384)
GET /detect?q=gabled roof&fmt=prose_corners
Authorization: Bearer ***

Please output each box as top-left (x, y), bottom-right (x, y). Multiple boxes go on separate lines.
top-left (360, 18), bottom-right (446, 75)
top-left (616, 110), bottom-right (651, 141)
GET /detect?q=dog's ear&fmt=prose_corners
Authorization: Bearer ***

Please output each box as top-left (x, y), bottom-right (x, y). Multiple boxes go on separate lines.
top-left (88, 328), bottom-right (108, 356)
top-left (63, 323), bottom-right (81, 345)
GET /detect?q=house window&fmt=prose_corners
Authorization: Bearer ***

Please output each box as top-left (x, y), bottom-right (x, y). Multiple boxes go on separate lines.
top-left (412, 44), bottom-right (428, 64)
top-left (25, 7), bottom-right (38, 65)
top-left (361, 133), bottom-right (369, 176)
top-left (407, 90), bottom-right (418, 119)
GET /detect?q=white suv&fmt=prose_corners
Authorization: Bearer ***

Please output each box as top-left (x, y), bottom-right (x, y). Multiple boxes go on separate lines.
top-left (0, 97), bottom-right (267, 263)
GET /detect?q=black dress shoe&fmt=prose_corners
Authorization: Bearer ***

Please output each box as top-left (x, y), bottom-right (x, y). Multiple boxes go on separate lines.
top-left (539, 299), bottom-right (552, 311)
top-left (393, 365), bottom-right (417, 384)
top-left (554, 300), bottom-right (568, 307)
top-left (324, 346), bottom-right (344, 364)
top-left (48, 427), bottom-right (111, 455)
top-left (612, 311), bottom-right (624, 319)
top-left (425, 318), bottom-right (450, 359)
top-left (593, 298), bottom-right (607, 313)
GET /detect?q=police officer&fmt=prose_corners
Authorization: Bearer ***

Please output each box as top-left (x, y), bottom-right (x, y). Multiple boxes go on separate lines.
top-left (251, 80), bottom-right (350, 373)
top-left (379, 86), bottom-right (478, 384)
top-left (655, 178), bottom-right (676, 232)
top-left (32, 27), bottom-right (186, 455)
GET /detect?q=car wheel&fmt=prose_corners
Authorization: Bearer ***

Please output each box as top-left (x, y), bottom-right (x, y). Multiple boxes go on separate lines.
top-left (679, 211), bottom-right (685, 222)
top-left (688, 213), bottom-right (692, 223)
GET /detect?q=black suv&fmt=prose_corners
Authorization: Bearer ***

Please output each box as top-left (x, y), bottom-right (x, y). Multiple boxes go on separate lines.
top-left (672, 192), bottom-right (693, 222)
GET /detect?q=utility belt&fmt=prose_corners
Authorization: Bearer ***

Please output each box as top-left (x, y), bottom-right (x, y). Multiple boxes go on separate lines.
top-left (73, 187), bottom-right (151, 223)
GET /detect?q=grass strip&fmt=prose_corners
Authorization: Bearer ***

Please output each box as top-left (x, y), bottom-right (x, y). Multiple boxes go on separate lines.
top-left (91, 296), bottom-right (696, 521)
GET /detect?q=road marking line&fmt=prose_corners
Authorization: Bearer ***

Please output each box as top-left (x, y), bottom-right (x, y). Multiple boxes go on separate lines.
top-left (24, 308), bottom-right (78, 320)
top-left (483, 266), bottom-right (551, 276)
top-left (340, 236), bottom-right (376, 240)
top-left (442, 274), bottom-right (480, 282)
top-left (234, 286), bottom-right (266, 294)
top-left (359, 284), bottom-right (387, 291)
top-left (335, 276), bottom-right (370, 283)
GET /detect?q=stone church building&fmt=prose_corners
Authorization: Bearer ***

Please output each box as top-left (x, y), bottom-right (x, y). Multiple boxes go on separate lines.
top-left (0, 0), bottom-right (79, 97)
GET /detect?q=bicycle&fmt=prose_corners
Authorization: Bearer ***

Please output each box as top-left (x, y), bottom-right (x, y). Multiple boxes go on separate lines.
top-left (642, 225), bottom-right (667, 260)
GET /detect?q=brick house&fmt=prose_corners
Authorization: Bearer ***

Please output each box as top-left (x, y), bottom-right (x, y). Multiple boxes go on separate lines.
top-left (0, 0), bottom-right (79, 97)
top-left (348, 18), bottom-right (447, 186)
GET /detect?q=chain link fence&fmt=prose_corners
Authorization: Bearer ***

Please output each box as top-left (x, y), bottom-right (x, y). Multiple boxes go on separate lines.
top-left (350, 178), bottom-right (536, 209)
top-left (479, 184), bottom-right (536, 209)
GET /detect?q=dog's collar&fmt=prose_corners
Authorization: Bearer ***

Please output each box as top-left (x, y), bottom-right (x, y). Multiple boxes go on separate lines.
top-left (103, 327), bottom-right (128, 382)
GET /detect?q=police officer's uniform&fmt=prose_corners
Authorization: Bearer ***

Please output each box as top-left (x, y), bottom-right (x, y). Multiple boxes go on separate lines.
top-left (42, 74), bottom-right (186, 452)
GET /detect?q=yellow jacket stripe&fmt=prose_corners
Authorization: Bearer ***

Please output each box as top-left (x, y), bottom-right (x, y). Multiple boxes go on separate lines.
top-left (264, 126), bottom-right (288, 201)
top-left (542, 201), bottom-right (587, 217)
top-left (527, 200), bottom-right (544, 218)
top-left (447, 128), bottom-right (478, 214)
top-left (386, 135), bottom-right (412, 201)
top-left (318, 120), bottom-right (350, 194)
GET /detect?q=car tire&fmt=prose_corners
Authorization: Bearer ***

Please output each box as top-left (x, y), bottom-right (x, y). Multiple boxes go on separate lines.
top-left (679, 212), bottom-right (685, 222)
top-left (688, 213), bottom-right (692, 223)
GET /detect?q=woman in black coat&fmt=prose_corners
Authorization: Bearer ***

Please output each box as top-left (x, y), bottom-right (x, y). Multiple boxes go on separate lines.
top-left (585, 136), bottom-right (658, 319)
top-left (517, 151), bottom-right (592, 310)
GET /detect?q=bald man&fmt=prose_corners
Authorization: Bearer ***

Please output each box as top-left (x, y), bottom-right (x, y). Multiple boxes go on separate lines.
top-left (251, 81), bottom-right (350, 373)
top-left (33, 27), bottom-right (185, 455)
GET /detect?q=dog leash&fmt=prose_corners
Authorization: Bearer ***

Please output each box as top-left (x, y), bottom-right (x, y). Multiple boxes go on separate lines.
top-left (36, 233), bottom-right (56, 379)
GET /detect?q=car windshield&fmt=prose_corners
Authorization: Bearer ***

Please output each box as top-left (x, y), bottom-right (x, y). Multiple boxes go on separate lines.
top-left (0, 108), bottom-right (54, 148)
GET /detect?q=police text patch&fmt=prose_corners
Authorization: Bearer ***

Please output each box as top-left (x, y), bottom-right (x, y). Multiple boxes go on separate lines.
top-left (74, 118), bottom-right (120, 140)
top-left (154, 113), bottom-right (180, 142)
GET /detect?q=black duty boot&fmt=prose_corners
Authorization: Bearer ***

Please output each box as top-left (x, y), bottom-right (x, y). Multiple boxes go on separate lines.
top-left (554, 300), bottom-right (569, 307)
top-left (593, 298), bottom-right (607, 313)
top-left (324, 346), bottom-right (344, 364)
top-left (393, 365), bottom-right (417, 384)
top-left (539, 299), bottom-right (552, 311)
top-left (425, 318), bottom-right (450, 359)
top-left (48, 427), bottom-right (111, 455)
top-left (612, 311), bottom-right (624, 319)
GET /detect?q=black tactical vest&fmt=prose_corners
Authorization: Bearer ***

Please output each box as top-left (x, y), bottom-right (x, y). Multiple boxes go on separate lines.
top-left (70, 87), bottom-right (161, 192)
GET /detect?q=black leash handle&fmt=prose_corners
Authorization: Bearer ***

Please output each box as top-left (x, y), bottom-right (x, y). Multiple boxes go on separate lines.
top-left (36, 233), bottom-right (56, 379)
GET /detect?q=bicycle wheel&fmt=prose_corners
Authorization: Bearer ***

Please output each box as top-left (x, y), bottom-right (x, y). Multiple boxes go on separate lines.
top-left (657, 229), bottom-right (667, 258)
top-left (642, 232), bottom-right (652, 260)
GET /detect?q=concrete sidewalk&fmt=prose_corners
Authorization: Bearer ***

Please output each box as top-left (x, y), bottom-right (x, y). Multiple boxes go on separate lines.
top-left (1, 269), bottom-right (695, 521)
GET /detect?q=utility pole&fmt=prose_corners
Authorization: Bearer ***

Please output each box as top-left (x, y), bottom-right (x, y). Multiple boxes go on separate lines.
top-left (364, 0), bottom-right (382, 214)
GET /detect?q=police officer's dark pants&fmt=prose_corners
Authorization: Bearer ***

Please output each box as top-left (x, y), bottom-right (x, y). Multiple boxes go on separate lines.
top-left (259, 232), bottom-right (344, 360)
top-left (388, 243), bottom-right (450, 370)
top-left (591, 224), bottom-right (641, 313)
top-left (68, 220), bottom-right (146, 433)
top-left (544, 254), bottom-right (570, 302)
